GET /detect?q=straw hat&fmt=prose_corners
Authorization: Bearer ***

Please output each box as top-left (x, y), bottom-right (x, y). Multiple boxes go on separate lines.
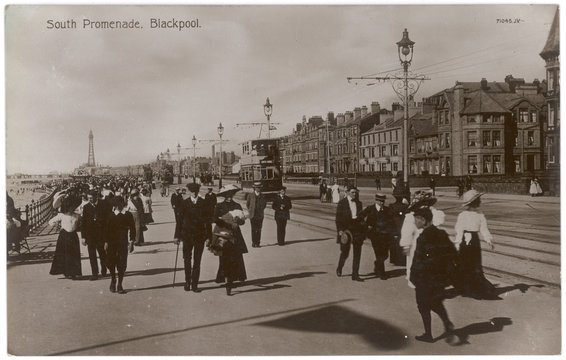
top-left (462, 189), bottom-right (484, 206)
top-left (217, 184), bottom-right (241, 197)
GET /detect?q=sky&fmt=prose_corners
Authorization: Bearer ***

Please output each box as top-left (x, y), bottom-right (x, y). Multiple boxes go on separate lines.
top-left (4, 3), bottom-right (558, 174)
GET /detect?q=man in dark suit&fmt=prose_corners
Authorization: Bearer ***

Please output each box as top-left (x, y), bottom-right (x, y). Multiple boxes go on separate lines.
top-left (319, 180), bottom-right (328, 203)
top-left (335, 185), bottom-right (365, 281)
top-left (246, 182), bottom-right (267, 248)
top-left (81, 192), bottom-right (107, 280)
top-left (272, 186), bottom-right (292, 246)
top-left (171, 187), bottom-right (183, 241)
top-left (203, 186), bottom-right (217, 241)
top-left (359, 193), bottom-right (395, 280)
top-left (176, 183), bottom-right (207, 293)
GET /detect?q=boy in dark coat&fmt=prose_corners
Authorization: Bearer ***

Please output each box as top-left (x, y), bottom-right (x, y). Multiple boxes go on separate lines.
top-left (271, 187), bottom-right (292, 246)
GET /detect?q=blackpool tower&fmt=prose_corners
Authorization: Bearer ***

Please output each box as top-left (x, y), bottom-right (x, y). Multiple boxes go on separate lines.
top-left (87, 130), bottom-right (96, 167)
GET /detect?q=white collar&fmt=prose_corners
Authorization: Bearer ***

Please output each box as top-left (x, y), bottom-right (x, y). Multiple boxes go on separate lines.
top-left (114, 208), bottom-right (127, 215)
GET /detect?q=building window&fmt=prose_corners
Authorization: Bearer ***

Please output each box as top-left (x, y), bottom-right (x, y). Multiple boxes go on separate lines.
top-left (381, 163), bottom-right (387, 172)
top-left (445, 111), bottom-right (451, 124)
top-left (493, 155), bottom-right (501, 173)
top-left (445, 133), bottom-right (451, 148)
top-left (381, 146), bottom-right (387, 156)
top-left (417, 139), bottom-right (424, 153)
top-left (467, 131), bottom-right (478, 147)
top-left (392, 144), bottom-right (398, 156)
top-left (372, 134), bottom-right (375, 144)
top-left (530, 111), bottom-right (537, 123)
top-left (527, 131), bottom-right (535, 146)
top-left (549, 105), bottom-right (555, 129)
top-left (468, 155), bottom-right (478, 174)
top-left (440, 134), bottom-right (445, 148)
top-left (514, 156), bottom-right (521, 173)
top-left (493, 131), bottom-right (501, 147)
top-left (410, 139), bottom-right (416, 153)
top-left (482, 131), bottom-right (491, 147)
top-left (394, 130), bottom-right (398, 141)
top-left (483, 114), bottom-right (492, 123)
top-left (519, 109), bottom-right (529, 123)
top-left (446, 157), bottom-right (451, 175)
top-left (467, 115), bottom-right (477, 124)
top-left (393, 162), bottom-right (398, 171)
top-left (483, 155), bottom-right (492, 174)
top-left (440, 111), bottom-right (445, 124)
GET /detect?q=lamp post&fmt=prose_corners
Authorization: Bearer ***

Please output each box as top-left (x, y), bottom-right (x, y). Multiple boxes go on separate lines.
top-left (176, 143), bottom-right (182, 184)
top-left (217, 122), bottom-right (224, 189)
top-left (396, 28), bottom-right (415, 187)
top-left (264, 97), bottom-right (273, 139)
top-left (192, 135), bottom-right (197, 182)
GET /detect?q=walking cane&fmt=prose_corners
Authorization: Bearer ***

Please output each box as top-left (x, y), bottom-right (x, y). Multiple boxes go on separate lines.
top-left (173, 240), bottom-right (180, 287)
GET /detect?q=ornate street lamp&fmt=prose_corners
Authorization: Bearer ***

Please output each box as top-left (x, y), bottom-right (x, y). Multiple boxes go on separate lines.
top-left (217, 122), bottom-right (224, 189)
top-left (397, 28), bottom-right (415, 188)
top-left (264, 97), bottom-right (273, 139)
top-left (192, 135), bottom-right (197, 182)
top-left (176, 143), bottom-right (182, 184)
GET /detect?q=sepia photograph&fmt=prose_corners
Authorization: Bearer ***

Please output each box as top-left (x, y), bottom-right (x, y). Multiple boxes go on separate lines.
top-left (4, 2), bottom-right (561, 356)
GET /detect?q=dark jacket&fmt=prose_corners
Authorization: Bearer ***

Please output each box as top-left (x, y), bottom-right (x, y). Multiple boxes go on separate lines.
top-left (171, 192), bottom-right (183, 211)
top-left (81, 202), bottom-right (97, 241)
top-left (106, 211), bottom-right (136, 246)
top-left (410, 225), bottom-right (457, 289)
top-left (335, 196), bottom-right (364, 243)
top-left (272, 195), bottom-right (292, 220)
top-left (359, 204), bottom-right (395, 236)
top-left (180, 197), bottom-right (206, 237)
top-left (388, 201), bottom-right (409, 236)
top-left (246, 191), bottom-right (266, 220)
top-left (203, 192), bottom-right (217, 222)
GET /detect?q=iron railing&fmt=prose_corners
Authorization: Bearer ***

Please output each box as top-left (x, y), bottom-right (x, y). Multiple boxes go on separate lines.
top-left (20, 187), bottom-right (59, 233)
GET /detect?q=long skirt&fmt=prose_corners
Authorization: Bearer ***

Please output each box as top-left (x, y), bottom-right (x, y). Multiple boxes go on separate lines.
top-left (216, 241), bottom-right (247, 284)
top-left (131, 211), bottom-right (145, 244)
top-left (50, 230), bottom-right (82, 278)
top-left (456, 231), bottom-right (496, 299)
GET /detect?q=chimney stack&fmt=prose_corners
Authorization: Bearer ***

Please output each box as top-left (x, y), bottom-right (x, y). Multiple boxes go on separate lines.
top-left (371, 101), bottom-right (380, 114)
top-left (361, 106), bottom-right (368, 118)
top-left (353, 107), bottom-right (361, 120)
top-left (345, 111), bottom-right (353, 123)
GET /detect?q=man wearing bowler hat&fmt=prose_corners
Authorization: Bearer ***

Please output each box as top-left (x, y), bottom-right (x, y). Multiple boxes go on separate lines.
top-left (171, 187), bottom-right (184, 241)
top-left (359, 193), bottom-right (395, 279)
top-left (176, 182), bottom-right (207, 292)
top-left (335, 185), bottom-right (365, 281)
top-left (271, 186), bottom-right (292, 246)
top-left (246, 182), bottom-right (267, 248)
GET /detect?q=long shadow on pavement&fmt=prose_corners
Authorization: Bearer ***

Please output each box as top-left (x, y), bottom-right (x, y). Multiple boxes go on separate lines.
top-left (442, 317), bottom-right (513, 346)
top-left (261, 238), bottom-right (332, 247)
top-left (255, 305), bottom-right (408, 351)
top-left (7, 251), bottom-right (55, 268)
top-left (49, 298), bottom-right (357, 355)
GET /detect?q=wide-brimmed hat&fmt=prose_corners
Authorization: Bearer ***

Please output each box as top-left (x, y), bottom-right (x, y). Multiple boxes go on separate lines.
top-left (375, 193), bottom-right (386, 201)
top-left (462, 189), bottom-right (484, 206)
top-left (252, 182), bottom-right (263, 188)
top-left (346, 185), bottom-right (358, 192)
top-left (130, 189), bottom-right (139, 195)
top-left (187, 183), bottom-right (201, 193)
top-left (217, 184), bottom-right (241, 197)
top-left (340, 230), bottom-right (353, 245)
top-left (408, 190), bottom-right (437, 211)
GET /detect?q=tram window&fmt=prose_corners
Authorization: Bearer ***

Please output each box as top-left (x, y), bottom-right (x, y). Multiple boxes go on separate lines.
top-left (267, 168), bottom-right (274, 179)
top-left (261, 169), bottom-right (267, 179)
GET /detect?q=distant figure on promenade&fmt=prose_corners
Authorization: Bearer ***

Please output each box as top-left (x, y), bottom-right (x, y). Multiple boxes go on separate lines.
top-left (127, 189), bottom-right (145, 246)
top-left (410, 207), bottom-right (456, 343)
top-left (400, 191), bottom-right (445, 288)
top-left (457, 178), bottom-right (465, 199)
top-left (178, 182), bottom-right (207, 293)
top-left (81, 192), bottom-right (108, 281)
top-left (319, 180), bottom-right (328, 203)
top-left (359, 193), bottom-right (395, 280)
top-left (140, 188), bottom-right (154, 224)
top-left (272, 187), bottom-right (292, 246)
top-left (105, 197), bottom-right (136, 294)
top-left (211, 185), bottom-right (248, 296)
top-left (331, 182), bottom-right (340, 203)
top-left (335, 185), bottom-right (365, 281)
top-left (429, 177), bottom-right (436, 196)
top-left (246, 182), bottom-right (266, 248)
top-left (529, 177), bottom-right (543, 197)
top-left (49, 198), bottom-right (82, 280)
top-left (171, 187), bottom-right (183, 241)
top-left (375, 177), bottom-right (381, 191)
top-left (454, 190), bottom-right (499, 300)
top-left (465, 175), bottom-right (473, 191)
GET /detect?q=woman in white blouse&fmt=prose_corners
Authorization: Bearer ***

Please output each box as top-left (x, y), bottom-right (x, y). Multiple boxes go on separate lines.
top-left (454, 189), bottom-right (499, 300)
top-left (49, 197), bottom-right (82, 279)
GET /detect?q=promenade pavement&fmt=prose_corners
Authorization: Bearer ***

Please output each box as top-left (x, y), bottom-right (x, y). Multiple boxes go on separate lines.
top-left (6, 190), bottom-right (561, 356)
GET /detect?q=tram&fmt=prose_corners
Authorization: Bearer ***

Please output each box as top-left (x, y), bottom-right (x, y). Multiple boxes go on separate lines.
top-left (239, 138), bottom-right (283, 194)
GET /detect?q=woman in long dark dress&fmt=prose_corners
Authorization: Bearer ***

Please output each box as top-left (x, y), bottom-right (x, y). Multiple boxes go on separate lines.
top-left (454, 189), bottom-right (499, 300)
top-left (410, 207), bottom-right (457, 343)
top-left (49, 198), bottom-right (82, 279)
top-left (211, 185), bottom-right (248, 296)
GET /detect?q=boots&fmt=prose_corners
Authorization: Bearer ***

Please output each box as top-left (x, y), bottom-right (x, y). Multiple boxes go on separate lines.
top-left (109, 278), bottom-right (117, 293)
